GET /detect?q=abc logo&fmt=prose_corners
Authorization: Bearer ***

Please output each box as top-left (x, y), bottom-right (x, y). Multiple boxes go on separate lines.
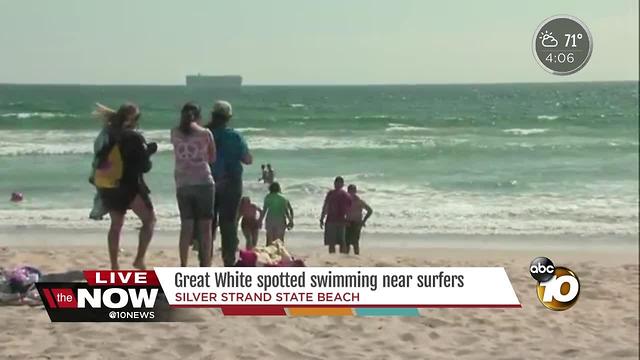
top-left (529, 257), bottom-right (580, 311)
top-left (529, 256), bottom-right (555, 282)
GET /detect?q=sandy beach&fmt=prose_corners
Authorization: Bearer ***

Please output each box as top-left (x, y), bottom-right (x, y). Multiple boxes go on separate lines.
top-left (1, 0), bottom-right (638, 359)
top-left (0, 229), bottom-right (637, 360)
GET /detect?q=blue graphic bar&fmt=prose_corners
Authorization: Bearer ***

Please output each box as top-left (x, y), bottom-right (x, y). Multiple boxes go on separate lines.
top-left (354, 308), bottom-right (420, 316)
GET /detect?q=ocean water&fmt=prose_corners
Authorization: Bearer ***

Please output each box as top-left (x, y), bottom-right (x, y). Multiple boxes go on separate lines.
top-left (0, 82), bottom-right (638, 236)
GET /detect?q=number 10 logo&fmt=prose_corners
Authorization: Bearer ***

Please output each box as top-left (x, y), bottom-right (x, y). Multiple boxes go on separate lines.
top-left (536, 266), bottom-right (580, 311)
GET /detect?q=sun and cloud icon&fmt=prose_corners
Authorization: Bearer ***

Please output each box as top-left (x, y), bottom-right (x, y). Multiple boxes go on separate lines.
top-left (539, 30), bottom-right (559, 48)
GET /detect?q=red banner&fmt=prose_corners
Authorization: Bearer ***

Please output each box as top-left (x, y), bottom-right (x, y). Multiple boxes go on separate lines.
top-left (83, 270), bottom-right (160, 286)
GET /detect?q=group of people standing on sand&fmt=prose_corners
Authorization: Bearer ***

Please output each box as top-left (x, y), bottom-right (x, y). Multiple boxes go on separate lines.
top-left (91, 100), bottom-right (250, 270)
top-left (90, 100), bottom-right (372, 270)
top-left (234, 174), bottom-right (374, 256)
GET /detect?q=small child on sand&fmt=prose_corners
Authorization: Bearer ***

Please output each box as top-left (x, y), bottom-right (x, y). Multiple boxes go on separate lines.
top-left (237, 196), bottom-right (263, 249)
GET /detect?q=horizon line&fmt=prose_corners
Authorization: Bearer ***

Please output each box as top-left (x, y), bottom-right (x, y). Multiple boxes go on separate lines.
top-left (0, 79), bottom-right (637, 87)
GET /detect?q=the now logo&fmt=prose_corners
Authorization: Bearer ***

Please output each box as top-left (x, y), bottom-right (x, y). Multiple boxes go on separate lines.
top-left (79, 270), bottom-right (161, 309)
top-left (529, 257), bottom-right (580, 311)
top-left (77, 288), bottom-right (158, 309)
top-left (37, 270), bottom-right (164, 322)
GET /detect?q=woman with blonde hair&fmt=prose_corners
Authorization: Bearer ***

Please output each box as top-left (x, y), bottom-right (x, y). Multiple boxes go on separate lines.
top-left (93, 102), bottom-right (157, 270)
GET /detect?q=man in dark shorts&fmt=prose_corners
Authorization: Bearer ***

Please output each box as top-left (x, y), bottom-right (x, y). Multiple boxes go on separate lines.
top-left (320, 176), bottom-right (352, 254)
top-left (207, 101), bottom-right (253, 266)
top-left (345, 184), bottom-right (373, 255)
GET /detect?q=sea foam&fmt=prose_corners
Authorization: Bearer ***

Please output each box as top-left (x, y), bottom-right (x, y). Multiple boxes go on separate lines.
top-left (0, 112), bottom-right (76, 119)
top-left (502, 128), bottom-right (549, 136)
top-left (385, 123), bottom-right (432, 132)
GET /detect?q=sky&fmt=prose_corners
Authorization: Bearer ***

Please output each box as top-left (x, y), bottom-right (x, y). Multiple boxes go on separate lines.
top-left (0, 0), bottom-right (638, 85)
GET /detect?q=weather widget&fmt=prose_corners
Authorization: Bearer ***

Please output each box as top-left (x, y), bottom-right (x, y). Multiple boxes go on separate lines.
top-left (533, 15), bottom-right (593, 75)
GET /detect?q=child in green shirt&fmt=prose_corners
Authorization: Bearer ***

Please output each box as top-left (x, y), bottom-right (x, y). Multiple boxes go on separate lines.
top-left (259, 182), bottom-right (293, 245)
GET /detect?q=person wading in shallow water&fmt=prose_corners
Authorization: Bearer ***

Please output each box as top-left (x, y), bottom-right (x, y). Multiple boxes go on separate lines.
top-left (345, 184), bottom-right (373, 255)
top-left (258, 164), bottom-right (268, 183)
top-left (265, 163), bottom-right (275, 184)
top-left (320, 176), bottom-right (352, 254)
top-left (259, 182), bottom-right (294, 245)
top-left (206, 100), bottom-right (253, 266)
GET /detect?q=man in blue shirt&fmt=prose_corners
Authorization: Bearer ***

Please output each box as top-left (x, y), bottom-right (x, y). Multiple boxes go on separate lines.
top-left (207, 100), bottom-right (253, 266)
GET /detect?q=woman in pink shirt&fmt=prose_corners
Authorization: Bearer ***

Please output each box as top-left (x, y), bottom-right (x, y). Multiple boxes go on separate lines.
top-left (171, 102), bottom-right (216, 266)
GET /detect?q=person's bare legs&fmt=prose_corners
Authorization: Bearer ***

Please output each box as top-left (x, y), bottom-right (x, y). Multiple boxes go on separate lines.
top-left (265, 229), bottom-right (273, 246)
top-left (130, 195), bottom-right (155, 270)
top-left (339, 233), bottom-right (348, 254)
top-left (179, 219), bottom-right (194, 267)
top-left (352, 224), bottom-right (362, 255)
top-left (211, 189), bottom-right (219, 260)
top-left (211, 219), bottom-right (217, 242)
top-left (108, 212), bottom-right (125, 270)
top-left (198, 219), bottom-right (213, 266)
top-left (251, 227), bottom-right (259, 249)
top-left (242, 226), bottom-right (252, 249)
top-left (210, 219), bottom-right (217, 259)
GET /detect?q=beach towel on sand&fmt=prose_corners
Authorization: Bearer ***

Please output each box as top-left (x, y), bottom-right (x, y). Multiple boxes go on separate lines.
top-left (235, 240), bottom-right (305, 267)
top-left (0, 266), bottom-right (42, 306)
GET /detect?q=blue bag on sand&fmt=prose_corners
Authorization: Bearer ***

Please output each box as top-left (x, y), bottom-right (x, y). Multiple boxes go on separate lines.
top-left (89, 193), bottom-right (107, 220)
top-left (89, 128), bottom-right (110, 220)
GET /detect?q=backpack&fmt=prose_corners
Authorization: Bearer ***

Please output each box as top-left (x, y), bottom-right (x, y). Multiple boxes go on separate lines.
top-left (94, 142), bottom-right (124, 189)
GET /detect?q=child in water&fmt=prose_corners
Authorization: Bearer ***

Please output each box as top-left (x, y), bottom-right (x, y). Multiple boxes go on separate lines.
top-left (237, 197), bottom-right (263, 249)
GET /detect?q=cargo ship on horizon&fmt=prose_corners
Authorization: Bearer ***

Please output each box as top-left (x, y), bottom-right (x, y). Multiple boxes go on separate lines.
top-left (185, 74), bottom-right (242, 88)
